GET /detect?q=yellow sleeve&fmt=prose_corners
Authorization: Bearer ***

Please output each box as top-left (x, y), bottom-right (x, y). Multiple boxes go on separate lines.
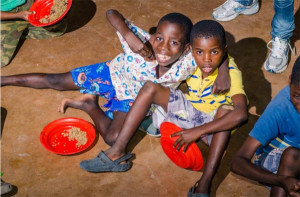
top-left (227, 56), bottom-right (247, 98)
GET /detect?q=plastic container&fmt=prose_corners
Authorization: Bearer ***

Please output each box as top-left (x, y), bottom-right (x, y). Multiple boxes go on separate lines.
top-left (40, 117), bottom-right (96, 155)
top-left (28, 0), bottom-right (72, 27)
top-left (160, 122), bottom-right (203, 171)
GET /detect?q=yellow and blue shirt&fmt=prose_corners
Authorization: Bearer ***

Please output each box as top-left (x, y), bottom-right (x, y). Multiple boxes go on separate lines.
top-left (185, 56), bottom-right (246, 114)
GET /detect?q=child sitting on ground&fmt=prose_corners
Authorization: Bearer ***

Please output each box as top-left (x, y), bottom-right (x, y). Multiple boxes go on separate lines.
top-left (1, 0), bottom-right (67, 67)
top-left (1, 10), bottom-right (229, 159)
top-left (74, 20), bottom-right (248, 196)
top-left (231, 57), bottom-right (300, 197)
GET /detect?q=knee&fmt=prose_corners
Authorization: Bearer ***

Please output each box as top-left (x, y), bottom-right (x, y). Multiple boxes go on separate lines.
top-left (141, 81), bottom-right (158, 95)
top-left (281, 147), bottom-right (300, 163)
top-left (45, 74), bottom-right (64, 90)
top-left (215, 104), bottom-right (234, 118)
top-left (1, 56), bottom-right (11, 67)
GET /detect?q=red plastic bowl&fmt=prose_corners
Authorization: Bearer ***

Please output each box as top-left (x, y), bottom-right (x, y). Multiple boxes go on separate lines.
top-left (28, 0), bottom-right (72, 27)
top-left (40, 117), bottom-right (96, 155)
top-left (160, 122), bottom-right (203, 171)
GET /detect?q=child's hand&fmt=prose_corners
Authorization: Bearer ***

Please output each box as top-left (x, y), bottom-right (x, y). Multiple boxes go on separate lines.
top-left (282, 177), bottom-right (300, 197)
top-left (18, 10), bottom-right (35, 21)
top-left (171, 129), bottom-right (200, 153)
top-left (125, 32), bottom-right (155, 61)
top-left (213, 55), bottom-right (230, 94)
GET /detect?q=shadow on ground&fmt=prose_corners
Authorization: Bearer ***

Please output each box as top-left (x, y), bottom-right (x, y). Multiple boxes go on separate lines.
top-left (65, 0), bottom-right (97, 33)
top-left (290, 7), bottom-right (300, 51)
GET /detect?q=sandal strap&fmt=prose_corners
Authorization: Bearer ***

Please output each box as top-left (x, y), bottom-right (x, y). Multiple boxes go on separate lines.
top-left (97, 151), bottom-right (133, 165)
top-left (97, 151), bottom-right (112, 163)
top-left (114, 152), bottom-right (133, 164)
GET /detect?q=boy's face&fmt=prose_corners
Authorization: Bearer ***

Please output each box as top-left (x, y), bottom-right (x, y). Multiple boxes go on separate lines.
top-left (191, 37), bottom-right (226, 78)
top-left (290, 84), bottom-right (300, 113)
top-left (152, 21), bottom-right (187, 67)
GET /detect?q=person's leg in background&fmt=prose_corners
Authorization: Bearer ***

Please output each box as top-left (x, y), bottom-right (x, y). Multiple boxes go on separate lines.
top-left (1, 20), bottom-right (28, 67)
top-left (264, 0), bottom-right (295, 74)
top-left (1, 0), bottom-right (66, 67)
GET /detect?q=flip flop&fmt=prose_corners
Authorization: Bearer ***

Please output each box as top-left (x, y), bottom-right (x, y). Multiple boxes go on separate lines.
top-left (187, 182), bottom-right (209, 197)
top-left (79, 151), bottom-right (133, 172)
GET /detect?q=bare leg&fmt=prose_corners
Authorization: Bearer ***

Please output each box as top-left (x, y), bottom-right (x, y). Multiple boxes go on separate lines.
top-left (79, 82), bottom-right (170, 172)
top-left (194, 105), bottom-right (232, 194)
top-left (270, 147), bottom-right (300, 197)
top-left (1, 72), bottom-right (78, 90)
top-left (105, 81), bottom-right (170, 160)
top-left (59, 94), bottom-right (127, 146)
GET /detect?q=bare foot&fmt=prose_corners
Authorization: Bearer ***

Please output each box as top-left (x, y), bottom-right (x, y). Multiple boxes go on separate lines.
top-left (58, 94), bottom-right (97, 113)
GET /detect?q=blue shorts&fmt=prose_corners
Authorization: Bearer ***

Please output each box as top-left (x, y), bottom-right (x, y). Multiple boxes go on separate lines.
top-left (70, 61), bottom-right (134, 118)
top-left (254, 147), bottom-right (300, 190)
top-left (254, 147), bottom-right (285, 174)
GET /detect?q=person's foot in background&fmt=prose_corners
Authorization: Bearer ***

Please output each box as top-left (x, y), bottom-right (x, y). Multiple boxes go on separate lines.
top-left (212, 0), bottom-right (259, 22)
top-left (264, 37), bottom-right (295, 73)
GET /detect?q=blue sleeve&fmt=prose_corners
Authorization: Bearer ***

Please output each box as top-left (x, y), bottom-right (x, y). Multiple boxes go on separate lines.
top-left (249, 105), bottom-right (280, 146)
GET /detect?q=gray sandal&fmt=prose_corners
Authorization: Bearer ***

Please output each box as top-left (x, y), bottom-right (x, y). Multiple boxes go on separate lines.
top-left (79, 151), bottom-right (133, 172)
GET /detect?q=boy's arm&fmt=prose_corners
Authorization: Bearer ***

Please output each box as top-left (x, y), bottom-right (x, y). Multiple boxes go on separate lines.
top-left (172, 94), bottom-right (248, 151)
top-left (106, 9), bottom-right (154, 60)
top-left (1, 11), bottom-right (33, 21)
top-left (212, 56), bottom-right (230, 95)
top-left (231, 136), bottom-right (300, 196)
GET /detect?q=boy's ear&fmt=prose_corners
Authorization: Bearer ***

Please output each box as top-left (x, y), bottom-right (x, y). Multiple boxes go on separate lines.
top-left (183, 43), bottom-right (191, 54)
top-left (149, 35), bottom-right (155, 46)
top-left (289, 75), bottom-right (292, 85)
top-left (224, 45), bottom-right (228, 53)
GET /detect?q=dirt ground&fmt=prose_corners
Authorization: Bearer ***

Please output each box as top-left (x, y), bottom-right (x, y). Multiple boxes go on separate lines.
top-left (1, 0), bottom-right (299, 196)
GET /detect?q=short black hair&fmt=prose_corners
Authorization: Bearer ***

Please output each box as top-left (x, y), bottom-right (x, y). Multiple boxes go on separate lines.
top-left (291, 56), bottom-right (300, 85)
top-left (190, 20), bottom-right (226, 47)
top-left (157, 13), bottom-right (193, 45)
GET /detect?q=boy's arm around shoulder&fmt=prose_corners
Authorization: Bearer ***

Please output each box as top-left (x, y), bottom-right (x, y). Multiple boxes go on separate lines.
top-left (106, 9), bottom-right (154, 60)
top-left (1, 11), bottom-right (33, 20)
top-left (213, 55), bottom-right (230, 94)
top-left (231, 136), bottom-right (300, 197)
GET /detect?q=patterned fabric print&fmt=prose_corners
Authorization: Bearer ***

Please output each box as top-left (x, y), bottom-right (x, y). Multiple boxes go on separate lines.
top-left (71, 61), bottom-right (114, 97)
top-left (71, 61), bottom-right (134, 115)
top-left (1, 0), bottom-right (66, 67)
top-left (254, 147), bottom-right (287, 174)
top-left (109, 21), bottom-right (196, 101)
top-left (186, 56), bottom-right (246, 114)
top-left (152, 88), bottom-right (214, 130)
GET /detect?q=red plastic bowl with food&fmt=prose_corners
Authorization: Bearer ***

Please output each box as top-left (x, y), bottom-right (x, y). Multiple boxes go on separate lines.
top-left (28, 0), bottom-right (72, 27)
top-left (40, 117), bottom-right (96, 155)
